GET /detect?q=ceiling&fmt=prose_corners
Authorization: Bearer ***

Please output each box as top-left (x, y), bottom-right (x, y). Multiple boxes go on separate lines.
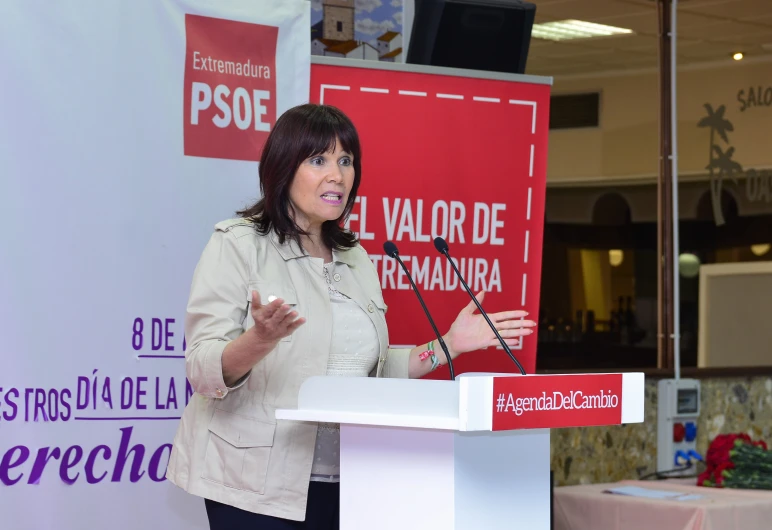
top-left (525, 0), bottom-right (772, 78)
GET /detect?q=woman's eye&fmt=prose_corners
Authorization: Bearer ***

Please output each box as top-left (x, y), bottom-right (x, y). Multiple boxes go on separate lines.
top-left (310, 156), bottom-right (324, 166)
top-left (339, 157), bottom-right (352, 167)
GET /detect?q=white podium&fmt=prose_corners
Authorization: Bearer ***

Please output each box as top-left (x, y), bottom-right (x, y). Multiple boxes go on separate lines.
top-left (276, 372), bottom-right (644, 530)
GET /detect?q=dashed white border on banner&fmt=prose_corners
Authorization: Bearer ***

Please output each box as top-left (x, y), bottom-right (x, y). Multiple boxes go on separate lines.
top-left (320, 84), bottom-right (538, 352)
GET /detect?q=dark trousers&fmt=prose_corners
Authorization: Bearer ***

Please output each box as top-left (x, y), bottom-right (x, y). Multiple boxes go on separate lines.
top-left (205, 482), bottom-right (340, 530)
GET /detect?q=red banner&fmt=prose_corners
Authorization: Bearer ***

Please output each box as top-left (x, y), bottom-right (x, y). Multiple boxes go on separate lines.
top-left (311, 63), bottom-right (550, 376)
top-left (184, 14), bottom-right (278, 161)
top-left (492, 374), bottom-right (624, 431)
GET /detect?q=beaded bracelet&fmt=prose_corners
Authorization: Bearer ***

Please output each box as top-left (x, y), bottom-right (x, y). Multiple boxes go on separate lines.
top-left (418, 340), bottom-right (440, 371)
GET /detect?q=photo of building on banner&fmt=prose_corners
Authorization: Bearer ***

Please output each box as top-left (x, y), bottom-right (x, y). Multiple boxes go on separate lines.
top-left (311, 61), bottom-right (550, 376)
top-left (311, 0), bottom-right (405, 62)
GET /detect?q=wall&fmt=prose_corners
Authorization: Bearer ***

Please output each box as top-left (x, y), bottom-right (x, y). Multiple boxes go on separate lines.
top-left (547, 58), bottom-right (772, 185)
top-left (551, 376), bottom-right (772, 486)
top-left (699, 262), bottom-right (772, 368)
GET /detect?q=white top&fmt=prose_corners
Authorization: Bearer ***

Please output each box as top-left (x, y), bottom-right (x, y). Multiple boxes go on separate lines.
top-left (310, 261), bottom-right (380, 482)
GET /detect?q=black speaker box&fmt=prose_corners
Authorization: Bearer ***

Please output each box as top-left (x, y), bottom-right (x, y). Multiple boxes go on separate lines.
top-left (407, 0), bottom-right (537, 75)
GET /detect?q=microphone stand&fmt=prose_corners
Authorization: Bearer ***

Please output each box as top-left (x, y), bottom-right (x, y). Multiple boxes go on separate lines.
top-left (435, 239), bottom-right (526, 375)
top-left (386, 248), bottom-right (456, 380)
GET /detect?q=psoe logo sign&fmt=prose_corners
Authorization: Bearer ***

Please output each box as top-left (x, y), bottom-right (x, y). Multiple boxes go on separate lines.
top-left (183, 14), bottom-right (278, 162)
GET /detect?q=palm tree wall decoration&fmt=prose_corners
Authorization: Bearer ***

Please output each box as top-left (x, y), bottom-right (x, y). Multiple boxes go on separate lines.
top-left (697, 103), bottom-right (743, 226)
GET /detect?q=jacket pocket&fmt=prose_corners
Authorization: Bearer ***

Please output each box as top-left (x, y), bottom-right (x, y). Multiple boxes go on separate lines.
top-left (244, 281), bottom-right (298, 342)
top-left (201, 408), bottom-right (276, 494)
top-left (368, 292), bottom-right (388, 319)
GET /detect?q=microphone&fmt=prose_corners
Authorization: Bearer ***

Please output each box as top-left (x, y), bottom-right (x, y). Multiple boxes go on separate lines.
top-left (433, 237), bottom-right (527, 375)
top-left (383, 241), bottom-right (456, 380)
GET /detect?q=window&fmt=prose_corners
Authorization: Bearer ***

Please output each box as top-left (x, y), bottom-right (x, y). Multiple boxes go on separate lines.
top-left (538, 184), bottom-right (772, 372)
top-left (549, 93), bottom-right (600, 130)
top-left (337, 21), bottom-right (343, 32)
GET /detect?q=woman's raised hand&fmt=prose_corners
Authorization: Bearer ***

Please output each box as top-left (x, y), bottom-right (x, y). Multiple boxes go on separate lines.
top-left (249, 290), bottom-right (306, 344)
top-left (443, 290), bottom-right (536, 358)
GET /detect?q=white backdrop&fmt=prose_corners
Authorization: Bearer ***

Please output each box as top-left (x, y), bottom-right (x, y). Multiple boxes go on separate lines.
top-left (0, 0), bottom-right (309, 528)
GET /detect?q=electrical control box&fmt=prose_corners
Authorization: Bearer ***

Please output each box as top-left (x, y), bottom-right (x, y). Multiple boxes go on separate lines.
top-left (657, 378), bottom-right (701, 474)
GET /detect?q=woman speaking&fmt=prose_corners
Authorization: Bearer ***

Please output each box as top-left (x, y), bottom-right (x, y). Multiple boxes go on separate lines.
top-left (166, 104), bottom-right (535, 530)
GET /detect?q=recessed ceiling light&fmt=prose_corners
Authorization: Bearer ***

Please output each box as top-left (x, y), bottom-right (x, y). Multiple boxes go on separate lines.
top-left (531, 20), bottom-right (634, 41)
top-left (732, 52), bottom-right (744, 60)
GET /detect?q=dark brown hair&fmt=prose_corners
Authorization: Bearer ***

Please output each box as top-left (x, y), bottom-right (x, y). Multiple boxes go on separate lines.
top-left (237, 104), bottom-right (362, 250)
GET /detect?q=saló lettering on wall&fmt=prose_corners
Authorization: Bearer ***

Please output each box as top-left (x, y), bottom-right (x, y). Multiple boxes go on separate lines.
top-left (737, 85), bottom-right (772, 112)
top-left (745, 168), bottom-right (772, 203)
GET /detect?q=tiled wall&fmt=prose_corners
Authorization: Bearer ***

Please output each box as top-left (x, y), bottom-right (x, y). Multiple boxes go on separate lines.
top-left (551, 376), bottom-right (772, 486)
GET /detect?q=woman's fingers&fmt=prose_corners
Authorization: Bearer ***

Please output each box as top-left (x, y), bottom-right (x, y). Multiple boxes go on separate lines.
top-left (496, 319), bottom-right (537, 331)
top-left (489, 338), bottom-right (520, 348)
top-left (267, 304), bottom-right (292, 324)
top-left (491, 310), bottom-right (530, 322)
top-left (286, 316), bottom-right (307, 333)
top-left (276, 308), bottom-right (303, 328)
top-left (271, 309), bottom-right (305, 338)
top-left (252, 296), bottom-right (284, 322)
top-left (496, 328), bottom-right (534, 339)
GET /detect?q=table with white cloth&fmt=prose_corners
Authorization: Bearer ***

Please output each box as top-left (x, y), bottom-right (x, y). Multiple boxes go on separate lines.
top-left (553, 478), bottom-right (772, 530)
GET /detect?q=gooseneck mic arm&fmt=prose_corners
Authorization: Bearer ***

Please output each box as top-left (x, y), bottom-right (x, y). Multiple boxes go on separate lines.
top-left (433, 237), bottom-right (527, 375)
top-left (383, 241), bottom-right (456, 380)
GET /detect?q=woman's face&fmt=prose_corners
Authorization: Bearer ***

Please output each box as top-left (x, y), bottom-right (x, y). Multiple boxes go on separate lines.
top-left (288, 140), bottom-right (355, 232)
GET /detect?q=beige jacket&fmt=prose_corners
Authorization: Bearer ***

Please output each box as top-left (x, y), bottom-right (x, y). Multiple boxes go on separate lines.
top-left (166, 219), bottom-right (410, 521)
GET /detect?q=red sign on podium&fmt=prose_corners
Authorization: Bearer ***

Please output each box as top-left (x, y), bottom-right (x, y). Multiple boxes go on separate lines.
top-left (492, 374), bottom-right (624, 431)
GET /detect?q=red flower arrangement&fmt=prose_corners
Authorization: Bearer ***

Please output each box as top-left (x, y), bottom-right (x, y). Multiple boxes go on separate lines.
top-left (698, 433), bottom-right (770, 489)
